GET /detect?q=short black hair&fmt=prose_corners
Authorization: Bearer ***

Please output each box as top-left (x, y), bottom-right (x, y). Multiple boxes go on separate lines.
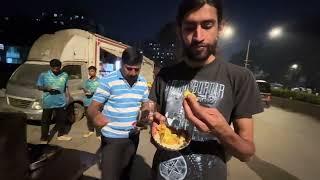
top-left (121, 47), bottom-right (143, 66)
top-left (88, 66), bottom-right (97, 71)
top-left (177, 0), bottom-right (223, 27)
top-left (50, 59), bottom-right (62, 67)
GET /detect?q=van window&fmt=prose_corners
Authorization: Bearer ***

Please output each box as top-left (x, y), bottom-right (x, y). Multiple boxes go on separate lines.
top-left (257, 81), bottom-right (271, 93)
top-left (8, 64), bottom-right (50, 88)
top-left (62, 65), bottom-right (82, 80)
top-left (100, 48), bottom-right (120, 77)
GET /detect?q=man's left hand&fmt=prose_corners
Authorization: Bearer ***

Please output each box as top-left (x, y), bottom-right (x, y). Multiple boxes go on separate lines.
top-left (183, 96), bottom-right (229, 134)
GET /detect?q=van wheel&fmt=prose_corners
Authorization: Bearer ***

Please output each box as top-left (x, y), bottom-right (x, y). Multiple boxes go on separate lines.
top-left (67, 103), bottom-right (84, 123)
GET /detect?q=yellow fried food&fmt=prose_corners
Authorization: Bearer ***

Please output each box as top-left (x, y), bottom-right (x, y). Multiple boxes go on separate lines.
top-left (155, 122), bottom-right (186, 147)
top-left (183, 90), bottom-right (197, 100)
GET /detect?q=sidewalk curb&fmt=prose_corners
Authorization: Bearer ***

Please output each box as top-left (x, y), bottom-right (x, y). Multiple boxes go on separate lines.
top-left (271, 96), bottom-right (320, 120)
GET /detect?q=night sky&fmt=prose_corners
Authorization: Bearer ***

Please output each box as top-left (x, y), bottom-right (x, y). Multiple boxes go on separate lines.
top-left (1, 0), bottom-right (320, 55)
top-left (1, 0), bottom-right (319, 40)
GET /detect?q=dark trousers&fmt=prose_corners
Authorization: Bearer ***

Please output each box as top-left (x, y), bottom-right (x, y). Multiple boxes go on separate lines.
top-left (101, 133), bottom-right (140, 180)
top-left (85, 107), bottom-right (101, 136)
top-left (41, 108), bottom-right (68, 140)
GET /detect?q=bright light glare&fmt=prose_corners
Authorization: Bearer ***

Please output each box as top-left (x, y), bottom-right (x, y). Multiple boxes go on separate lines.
top-left (269, 27), bottom-right (283, 39)
top-left (291, 64), bottom-right (299, 70)
top-left (221, 26), bottom-right (235, 39)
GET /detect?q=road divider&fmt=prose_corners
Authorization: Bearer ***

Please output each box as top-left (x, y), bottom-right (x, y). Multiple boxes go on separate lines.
top-left (271, 96), bottom-right (320, 120)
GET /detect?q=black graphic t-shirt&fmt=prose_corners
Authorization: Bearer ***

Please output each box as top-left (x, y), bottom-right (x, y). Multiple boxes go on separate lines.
top-left (149, 59), bottom-right (263, 180)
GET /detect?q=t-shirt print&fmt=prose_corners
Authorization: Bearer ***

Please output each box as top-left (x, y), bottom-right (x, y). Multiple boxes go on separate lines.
top-left (164, 80), bottom-right (225, 142)
top-left (150, 59), bottom-right (264, 180)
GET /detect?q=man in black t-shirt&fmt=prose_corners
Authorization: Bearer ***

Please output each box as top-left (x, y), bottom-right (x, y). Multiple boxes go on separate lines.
top-left (148, 0), bottom-right (264, 179)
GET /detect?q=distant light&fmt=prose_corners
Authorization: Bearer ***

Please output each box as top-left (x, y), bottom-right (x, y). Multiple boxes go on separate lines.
top-left (291, 64), bottom-right (299, 70)
top-left (6, 57), bottom-right (13, 63)
top-left (269, 27), bottom-right (283, 39)
top-left (0, 44), bottom-right (4, 50)
top-left (221, 25), bottom-right (235, 39)
top-left (4, 17), bottom-right (9, 21)
top-left (81, 16), bottom-right (84, 19)
top-left (53, 13), bottom-right (57, 17)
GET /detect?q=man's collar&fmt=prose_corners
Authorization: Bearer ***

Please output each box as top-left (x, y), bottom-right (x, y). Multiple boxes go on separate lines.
top-left (117, 69), bottom-right (124, 79)
top-left (48, 70), bottom-right (55, 76)
top-left (89, 76), bottom-right (98, 81)
top-left (49, 70), bottom-right (63, 76)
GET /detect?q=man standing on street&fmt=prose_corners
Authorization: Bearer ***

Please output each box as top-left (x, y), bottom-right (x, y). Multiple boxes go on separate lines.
top-left (88, 47), bottom-right (149, 180)
top-left (82, 66), bottom-right (101, 139)
top-left (149, 0), bottom-right (264, 179)
top-left (37, 59), bottom-right (72, 144)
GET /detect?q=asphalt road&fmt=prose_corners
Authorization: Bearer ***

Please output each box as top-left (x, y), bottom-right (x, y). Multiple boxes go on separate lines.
top-left (1, 97), bottom-right (319, 180)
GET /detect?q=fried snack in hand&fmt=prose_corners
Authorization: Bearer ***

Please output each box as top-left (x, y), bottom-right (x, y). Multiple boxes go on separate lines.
top-left (183, 90), bottom-right (197, 101)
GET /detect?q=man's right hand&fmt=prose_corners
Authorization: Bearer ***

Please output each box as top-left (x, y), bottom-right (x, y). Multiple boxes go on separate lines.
top-left (38, 86), bottom-right (52, 92)
top-left (151, 112), bottom-right (166, 136)
top-left (82, 88), bottom-right (90, 94)
top-left (48, 88), bottom-right (61, 95)
top-left (88, 101), bottom-right (108, 128)
top-left (150, 112), bottom-right (167, 148)
top-left (45, 87), bottom-right (52, 92)
top-left (94, 113), bottom-right (108, 127)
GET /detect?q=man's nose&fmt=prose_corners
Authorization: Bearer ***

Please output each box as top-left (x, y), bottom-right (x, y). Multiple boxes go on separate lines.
top-left (128, 70), bottom-right (138, 76)
top-left (193, 26), bottom-right (204, 42)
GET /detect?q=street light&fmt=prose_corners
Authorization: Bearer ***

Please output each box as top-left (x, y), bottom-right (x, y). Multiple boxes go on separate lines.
top-left (221, 25), bottom-right (235, 40)
top-left (269, 27), bottom-right (283, 39)
top-left (244, 26), bottom-right (284, 68)
top-left (290, 64), bottom-right (299, 70)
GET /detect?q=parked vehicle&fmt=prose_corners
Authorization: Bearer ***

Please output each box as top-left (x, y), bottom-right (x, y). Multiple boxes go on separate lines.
top-left (256, 80), bottom-right (271, 107)
top-left (270, 82), bottom-right (284, 90)
top-left (291, 87), bottom-right (312, 94)
top-left (5, 29), bottom-right (154, 122)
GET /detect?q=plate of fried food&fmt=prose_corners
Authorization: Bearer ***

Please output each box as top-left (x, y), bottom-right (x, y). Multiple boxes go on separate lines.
top-left (152, 121), bottom-right (191, 151)
top-left (152, 90), bottom-right (199, 151)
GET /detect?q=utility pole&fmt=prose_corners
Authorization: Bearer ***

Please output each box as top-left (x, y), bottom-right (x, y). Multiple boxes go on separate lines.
top-left (244, 40), bottom-right (251, 69)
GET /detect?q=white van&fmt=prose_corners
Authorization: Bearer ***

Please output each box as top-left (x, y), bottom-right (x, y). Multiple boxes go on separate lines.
top-left (5, 29), bottom-right (154, 122)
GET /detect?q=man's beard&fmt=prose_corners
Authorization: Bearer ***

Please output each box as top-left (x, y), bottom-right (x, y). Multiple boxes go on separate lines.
top-left (126, 75), bottom-right (138, 84)
top-left (52, 71), bottom-right (61, 76)
top-left (183, 40), bottom-right (217, 63)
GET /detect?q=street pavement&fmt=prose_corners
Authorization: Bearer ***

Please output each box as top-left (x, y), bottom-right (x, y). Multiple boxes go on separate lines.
top-left (1, 97), bottom-right (320, 180)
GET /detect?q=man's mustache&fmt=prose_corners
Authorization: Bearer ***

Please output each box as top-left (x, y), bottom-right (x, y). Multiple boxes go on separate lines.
top-left (190, 42), bottom-right (208, 48)
top-left (128, 76), bottom-right (138, 79)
